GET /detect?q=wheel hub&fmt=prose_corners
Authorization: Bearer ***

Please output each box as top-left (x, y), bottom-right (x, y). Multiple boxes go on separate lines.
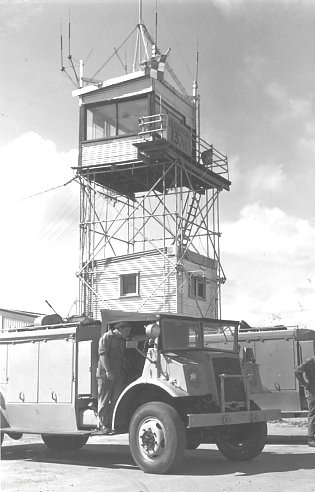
top-left (138, 417), bottom-right (165, 459)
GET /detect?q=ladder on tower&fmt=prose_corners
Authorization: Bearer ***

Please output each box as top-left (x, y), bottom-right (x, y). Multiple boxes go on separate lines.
top-left (181, 192), bottom-right (202, 249)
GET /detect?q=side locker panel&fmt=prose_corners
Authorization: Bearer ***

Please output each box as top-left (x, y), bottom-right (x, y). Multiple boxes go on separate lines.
top-left (38, 339), bottom-right (75, 403)
top-left (7, 342), bottom-right (39, 402)
top-left (254, 338), bottom-right (296, 390)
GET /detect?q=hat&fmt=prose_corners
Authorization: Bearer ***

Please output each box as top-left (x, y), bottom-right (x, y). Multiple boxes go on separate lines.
top-left (114, 321), bottom-right (131, 330)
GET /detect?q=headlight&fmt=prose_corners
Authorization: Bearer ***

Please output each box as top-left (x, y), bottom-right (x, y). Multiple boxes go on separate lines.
top-left (145, 323), bottom-right (161, 339)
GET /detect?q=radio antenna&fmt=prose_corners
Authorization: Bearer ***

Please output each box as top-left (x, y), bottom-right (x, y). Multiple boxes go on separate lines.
top-left (45, 299), bottom-right (59, 316)
top-left (68, 10), bottom-right (71, 58)
top-left (59, 21), bottom-right (77, 86)
top-left (67, 10), bottom-right (79, 86)
top-left (193, 39), bottom-right (200, 162)
top-left (195, 38), bottom-right (199, 84)
top-left (155, 0), bottom-right (158, 47)
top-left (60, 23), bottom-right (65, 71)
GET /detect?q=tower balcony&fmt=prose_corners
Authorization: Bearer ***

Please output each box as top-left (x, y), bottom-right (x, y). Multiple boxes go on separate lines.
top-left (78, 113), bottom-right (230, 196)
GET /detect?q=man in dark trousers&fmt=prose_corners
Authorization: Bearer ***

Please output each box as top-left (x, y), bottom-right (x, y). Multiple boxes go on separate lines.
top-left (97, 321), bottom-right (131, 434)
top-left (295, 356), bottom-right (315, 447)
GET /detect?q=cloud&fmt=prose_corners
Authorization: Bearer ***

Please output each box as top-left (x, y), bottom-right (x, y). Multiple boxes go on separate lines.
top-left (0, 132), bottom-right (79, 316)
top-left (228, 154), bottom-right (241, 184)
top-left (222, 259), bottom-right (315, 328)
top-left (210, 0), bottom-right (305, 17)
top-left (297, 120), bottom-right (315, 156)
top-left (0, 3), bottom-right (43, 34)
top-left (240, 53), bottom-right (268, 86)
top-left (220, 203), bottom-right (315, 328)
top-left (221, 202), bottom-right (315, 262)
top-left (265, 82), bottom-right (312, 124)
top-left (248, 162), bottom-right (287, 195)
top-left (0, 132), bottom-right (76, 200)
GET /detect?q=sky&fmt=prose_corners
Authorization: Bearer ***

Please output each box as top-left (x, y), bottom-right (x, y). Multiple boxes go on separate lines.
top-left (0, 0), bottom-right (315, 328)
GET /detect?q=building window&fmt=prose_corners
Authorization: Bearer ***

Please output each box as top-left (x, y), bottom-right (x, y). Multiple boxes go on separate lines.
top-left (85, 95), bottom-right (149, 141)
top-left (120, 272), bottom-right (140, 297)
top-left (188, 273), bottom-right (207, 300)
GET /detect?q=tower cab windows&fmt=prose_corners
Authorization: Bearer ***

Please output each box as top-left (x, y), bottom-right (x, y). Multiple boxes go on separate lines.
top-left (85, 95), bottom-right (149, 141)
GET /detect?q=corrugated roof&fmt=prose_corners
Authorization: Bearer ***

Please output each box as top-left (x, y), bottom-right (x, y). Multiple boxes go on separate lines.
top-left (0, 308), bottom-right (43, 317)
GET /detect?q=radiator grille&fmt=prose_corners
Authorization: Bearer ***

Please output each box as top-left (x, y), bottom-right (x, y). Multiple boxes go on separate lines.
top-left (212, 357), bottom-right (246, 403)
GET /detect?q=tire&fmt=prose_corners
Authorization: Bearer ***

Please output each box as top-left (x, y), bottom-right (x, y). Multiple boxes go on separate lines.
top-left (129, 401), bottom-right (186, 474)
top-left (186, 429), bottom-right (202, 450)
top-left (215, 421), bottom-right (267, 461)
top-left (41, 434), bottom-right (89, 451)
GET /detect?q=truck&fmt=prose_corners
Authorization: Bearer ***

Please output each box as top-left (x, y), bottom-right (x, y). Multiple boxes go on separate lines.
top-left (206, 324), bottom-right (315, 417)
top-left (0, 310), bottom-right (280, 474)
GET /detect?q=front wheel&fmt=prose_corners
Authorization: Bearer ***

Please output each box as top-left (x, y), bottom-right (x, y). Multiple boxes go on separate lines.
top-left (41, 434), bottom-right (89, 451)
top-left (216, 421), bottom-right (267, 461)
top-left (129, 401), bottom-right (185, 474)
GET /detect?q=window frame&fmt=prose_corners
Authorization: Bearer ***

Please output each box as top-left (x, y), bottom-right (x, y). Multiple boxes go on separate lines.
top-left (188, 272), bottom-right (207, 300)
top-left (83, 94), bottom-right (150, 142)
top-left (119, 271), bottom-right (140, 298)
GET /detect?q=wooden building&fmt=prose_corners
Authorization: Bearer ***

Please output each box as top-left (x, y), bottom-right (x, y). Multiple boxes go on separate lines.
top-left (72, 25), bottom-right (230, 320)
top-left (0, 308), bottom-right (41, 332)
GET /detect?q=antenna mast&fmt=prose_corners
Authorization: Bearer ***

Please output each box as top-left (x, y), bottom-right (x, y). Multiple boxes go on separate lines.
top-left (193, 39), bottom-right (200, 161)
top-left (68, 12), bottom-right (79, 85)
top-left (59, 13), bottom-right (80, 88)
top-left (155, 0), bottom-right (158, 51)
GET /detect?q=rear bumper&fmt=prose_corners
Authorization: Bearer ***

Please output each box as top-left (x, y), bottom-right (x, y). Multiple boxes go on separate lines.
top-left (187, 409), bottom-right (281, 428)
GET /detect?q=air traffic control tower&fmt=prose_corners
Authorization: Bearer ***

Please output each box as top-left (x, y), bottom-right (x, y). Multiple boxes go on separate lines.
top-left (72, 37), bottom-right (230, 320)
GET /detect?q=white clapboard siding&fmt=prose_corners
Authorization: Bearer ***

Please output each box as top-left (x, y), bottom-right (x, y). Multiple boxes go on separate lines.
top-left (82, 136), bottom-right (142, 166)
top-left (178, 257), bottom-right (217, 318)
top-left (87, 249), bottom-right (219, 319)
top-left (90, 250), bottom-right (177, 318)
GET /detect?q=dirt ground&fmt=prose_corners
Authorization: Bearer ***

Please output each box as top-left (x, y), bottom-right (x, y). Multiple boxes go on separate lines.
top-left (1, 419), bottom-right (314, 492)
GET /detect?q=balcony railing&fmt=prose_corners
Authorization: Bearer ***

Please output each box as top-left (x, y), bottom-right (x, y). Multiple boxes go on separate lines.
top-left (138, 114), bottom-right (168, 139)
top-left (195, 136), bottom-right (229, 178)
top-left (138, 113), bottom-right (229, 179)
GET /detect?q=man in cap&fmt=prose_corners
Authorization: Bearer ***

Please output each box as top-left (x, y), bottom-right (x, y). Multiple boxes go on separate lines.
top-left (97, 321), bottom-right (131, 434)
top-left (295, 356), bottom-right (315, 447)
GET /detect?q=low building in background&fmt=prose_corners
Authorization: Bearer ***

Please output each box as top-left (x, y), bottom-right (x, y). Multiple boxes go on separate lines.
top-left (0, 308), bottom-right (42, 332)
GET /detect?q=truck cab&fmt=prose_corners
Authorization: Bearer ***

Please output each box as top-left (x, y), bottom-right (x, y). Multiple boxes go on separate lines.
top-left (0, 310), bottom-right (280, 474)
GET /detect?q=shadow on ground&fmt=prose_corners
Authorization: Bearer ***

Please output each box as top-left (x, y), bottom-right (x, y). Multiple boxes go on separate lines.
top-left (2, 438), bottom-right (314, 477)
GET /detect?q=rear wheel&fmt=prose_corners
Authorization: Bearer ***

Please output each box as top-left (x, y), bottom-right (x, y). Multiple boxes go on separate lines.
top-left (129, 401), bottom-right (185, 474)
top-left (41, 434), bottom-right (89, 451)
top-left (215, 421), bottom-right (267, 461)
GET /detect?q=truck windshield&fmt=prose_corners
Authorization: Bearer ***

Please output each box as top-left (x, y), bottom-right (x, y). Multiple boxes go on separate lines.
top-left (161, 319), bottom-right (203, 350)
top-left (203, 321), bottom-right (237, 351)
